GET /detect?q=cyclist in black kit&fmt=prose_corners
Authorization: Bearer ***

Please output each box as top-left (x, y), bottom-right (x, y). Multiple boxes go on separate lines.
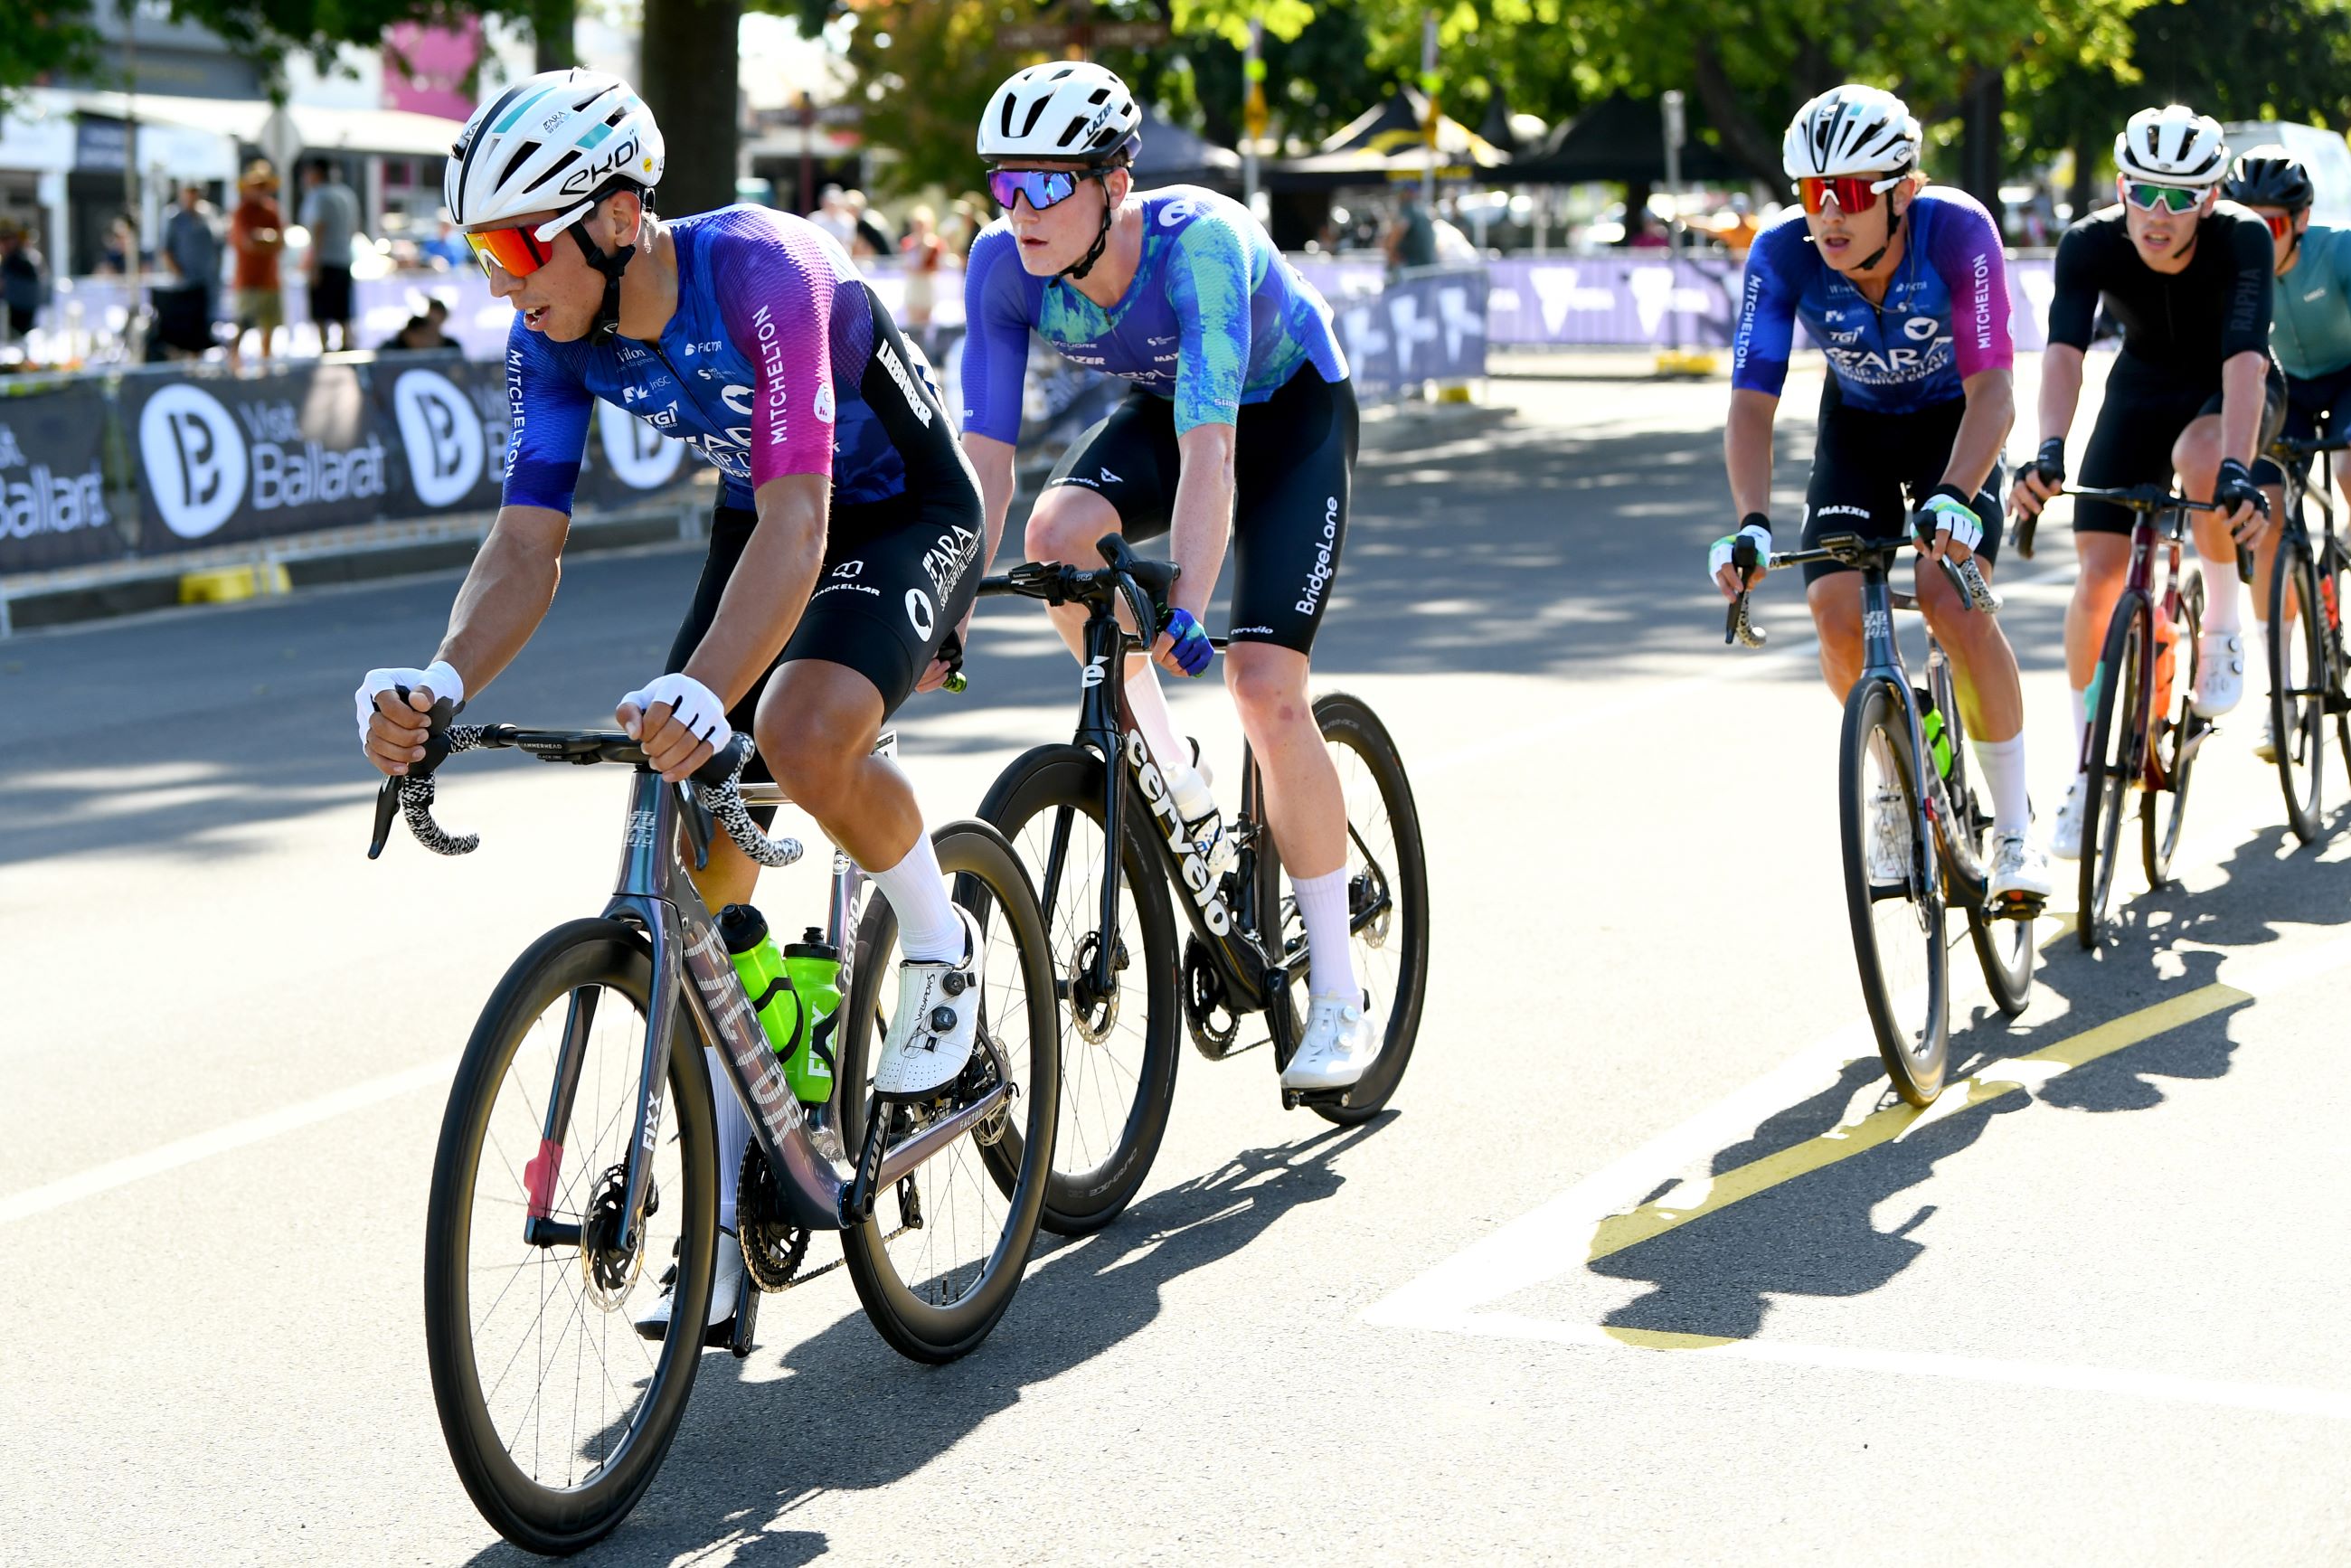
top-left (2009, 104), bottom-right (2281, 858)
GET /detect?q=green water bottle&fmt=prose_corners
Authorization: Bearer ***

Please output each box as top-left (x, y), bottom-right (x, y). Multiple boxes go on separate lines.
top-left (1915, 686), bottom-right (1954, 780)
top-left (718, 903), bottom-right (801, 1070)
top-left (781, 929), bottom-right (842, 1103)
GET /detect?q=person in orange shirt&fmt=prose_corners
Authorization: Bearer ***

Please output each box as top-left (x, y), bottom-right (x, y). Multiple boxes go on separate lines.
top-left (227, 160), bottom-right (286, 371)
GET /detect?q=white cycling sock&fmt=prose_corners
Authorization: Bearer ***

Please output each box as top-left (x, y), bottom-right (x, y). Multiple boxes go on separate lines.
top-left (1125, 660), bottom-right (1189, 775)
top-left (1971, 733), bottom-right (2030, 836)
top-left (2253, 618), bottom-right (2270, 676)
top-left (707, 1048), bottom-right (751, 1233)
top-left (2069, 686), bottom-right (2089, 759)
top-left (2202, 558), bottom-right (2243, 635)
top-left (1291, 866), bottom-right (1361, 1003)
top-left (868, 831), bottom-right (965, 963)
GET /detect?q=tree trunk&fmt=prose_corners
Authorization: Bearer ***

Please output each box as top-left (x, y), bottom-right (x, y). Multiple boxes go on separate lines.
top-left (533, 0), bottom-right (577, 71)
top-left (2068, 138), bottom-right (2097, 220)
top-left (1691, 41), bottom-right (1785, 184)
top-left (639, 0), bottom-right (741, 219)
top-left (1953, 66), bottom-right (2006, 213)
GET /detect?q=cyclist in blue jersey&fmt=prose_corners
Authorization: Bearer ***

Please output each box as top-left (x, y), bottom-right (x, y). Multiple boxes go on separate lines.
top-left (953, 62), bottom-right (1375, 1091)
top-left (350, 71), bottom-right (990, 1343)
top-left (1711, 85), bottom-right (2049, 902)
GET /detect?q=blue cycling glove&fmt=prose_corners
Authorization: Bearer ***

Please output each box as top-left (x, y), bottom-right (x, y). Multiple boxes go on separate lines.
top-left (1161, 608), bottom-right (1214, 677)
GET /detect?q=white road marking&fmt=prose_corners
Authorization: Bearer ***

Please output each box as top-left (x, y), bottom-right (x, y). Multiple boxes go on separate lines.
top-left (0, 1054), bottom-right (458, 1227)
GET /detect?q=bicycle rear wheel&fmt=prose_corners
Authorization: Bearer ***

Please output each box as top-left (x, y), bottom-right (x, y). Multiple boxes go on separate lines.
top-left (2326, 537), bottom-right (2351, 780)
top-left (2269, 535), bottom-right (2328, 845)
top-left (2143, 572), bottom-right (2204, 883)
top-left (1252, 692), bottom-right (1430, 1126)
top-left (977, 742), bottom-right (1180, 1235)
top-left (1839, 678), bottom-right (1948, 1105)
top-left (836, 820), bottom-right (1060, 1364)
top-left (1936, 670), bottom-right (2035, 1018)
top-left (2079, 596), bottom-right (2148, 949)
top-left (423, 919), bottom-right (717, 1555)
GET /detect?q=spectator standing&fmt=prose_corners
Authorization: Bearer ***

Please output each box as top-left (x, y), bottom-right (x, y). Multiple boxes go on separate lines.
top-left (1384, 194), bottom-right (1437, 272)
top-left (299, 158), bottom-right (363, 353)
top-left (899, 204), bottom-right (944, 327)
top-left (845, 189), bottom-right (892, 260)
top-left (229, 160), bottom-right (287, 372)
top-left (1, 222), bottom-right (47, 342)
top-left (812, 185), bottom-right (857, 249)
top-left (159, 183), bottom-right (223, 357)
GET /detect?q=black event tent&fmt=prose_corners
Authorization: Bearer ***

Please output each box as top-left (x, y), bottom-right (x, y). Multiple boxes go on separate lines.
top-left (1506, 95), bottom-right (1748, 185)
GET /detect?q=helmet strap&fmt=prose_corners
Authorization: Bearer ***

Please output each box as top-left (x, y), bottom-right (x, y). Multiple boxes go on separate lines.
top-left (567, 186), bottom-right (644, 341)
top-left (1057, 172), bottom-right (1118, 281)
top-left (1852, 182), bottom-right (1909, 273)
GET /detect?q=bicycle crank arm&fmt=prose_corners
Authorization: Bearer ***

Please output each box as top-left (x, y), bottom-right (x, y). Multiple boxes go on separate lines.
top-left (842, 1080), bottom-right (1015, 1223)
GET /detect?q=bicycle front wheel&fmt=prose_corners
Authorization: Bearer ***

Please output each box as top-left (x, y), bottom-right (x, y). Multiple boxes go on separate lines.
top-left (836, 820), bottom-right (1060, 1364)
top-left (1253, 692), bottom-right (1431, 1126)
top-left (2079, 595), bottom-right (2148, 949)
top-left (2327, 537), bottom-right (2351, 781)
top-left (423, 919), bottom-right (718, 1555)
top-left (977, 742), bottom-right (1180, 1235)
top-left (2143, 571), bottom-right (2204, 883)
top-left (2271, 534), bottom-right (2330, 845)
top-left (1839, 678), bottom-right (1948, 1105)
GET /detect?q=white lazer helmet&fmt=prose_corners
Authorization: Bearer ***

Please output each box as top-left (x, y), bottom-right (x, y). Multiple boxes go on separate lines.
top-left (2113, 104), bottom-right (2228, 187)
top-left (1782, 86), bottom-right (1921, 180)
top-left (978, 61), bottom-right (1141, 165)
top-left (445, 69), bottom-right (665, 228)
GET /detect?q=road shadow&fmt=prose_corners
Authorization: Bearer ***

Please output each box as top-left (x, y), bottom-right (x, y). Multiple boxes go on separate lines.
top-left (1572, 817), bottom-right (2349, 1340)
top-left (459, 1118), bottom-right (1382, 1565)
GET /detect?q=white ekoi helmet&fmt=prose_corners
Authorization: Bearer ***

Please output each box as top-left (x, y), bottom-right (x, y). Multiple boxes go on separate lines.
top-left (2112, 104), bottom-right (2229, 187)
top-left (1782, 85), bottom-right (1921, 180)
top-left (445, 69), bottom-right (665, 229)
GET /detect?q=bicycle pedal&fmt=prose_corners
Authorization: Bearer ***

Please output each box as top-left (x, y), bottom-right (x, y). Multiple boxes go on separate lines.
top-left (1991, 892), bottom-right (2046, 921)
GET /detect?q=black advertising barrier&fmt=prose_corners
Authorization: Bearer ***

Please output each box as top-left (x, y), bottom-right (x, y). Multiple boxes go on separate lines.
top-left (369, 352), bottom-right (507, 519)
top-left (0, 378), bottom-right (124, 575)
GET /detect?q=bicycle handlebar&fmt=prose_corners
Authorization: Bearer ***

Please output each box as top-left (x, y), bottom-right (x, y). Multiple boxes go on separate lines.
top-left (365, 709), bottom-right (803, 869)
top-left (1721, 530), bottom-right (1999, 651)
top-left (974, 545), bottom-right (1232, 650)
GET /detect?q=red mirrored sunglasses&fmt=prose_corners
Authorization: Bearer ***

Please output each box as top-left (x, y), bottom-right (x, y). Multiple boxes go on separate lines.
top-left (1794, 175), bottom-right (1900, 215)
top-left (2258, 210), bottom-right (2295, 243)
top-left (465, 223), bottom-right (559, 279)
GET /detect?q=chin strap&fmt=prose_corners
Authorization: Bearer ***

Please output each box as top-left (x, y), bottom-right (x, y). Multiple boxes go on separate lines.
top-left (1853, 201), bottom-right (1908, 274)
top-left (568, 222), bottom-right (637, 342)
top-left (1057, 173), bottom-right (1118, 281)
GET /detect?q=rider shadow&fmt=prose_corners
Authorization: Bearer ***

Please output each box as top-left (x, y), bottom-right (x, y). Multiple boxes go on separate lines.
top-left (1566, 818), bottom-right (2346, 1343)
top-left (466, 1119), bottom-right (1382, 1566)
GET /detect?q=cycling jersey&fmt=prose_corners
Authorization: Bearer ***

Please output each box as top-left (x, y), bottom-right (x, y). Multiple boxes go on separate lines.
top-left (1731, 187), bottom-right (2013, 413)
top-left (2046, 203), bottom-right (2275, 378)
top-left (959, 185), bottom-right (1347, 442)
top-left (2271, 222), bottom-right (2351, 378)
top-left (503, 203), bottom-right (943, 515)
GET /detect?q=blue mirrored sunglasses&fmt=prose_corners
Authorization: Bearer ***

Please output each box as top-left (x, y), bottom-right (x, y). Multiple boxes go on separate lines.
top-left (987, 168), bottom-right (1086, 213)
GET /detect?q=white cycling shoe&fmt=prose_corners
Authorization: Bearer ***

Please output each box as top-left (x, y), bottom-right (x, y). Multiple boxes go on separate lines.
top-left (1281, 991), bottom-right (1377, 1091)
top-left (872, 907), bottom-right (986, 1100)
top-left (1987, 830), bottom-right (2053, 902)
top-left (1868, 784), bottom-right (1911, 884)
top-left (634, 1229), bottom-right (743, 1343)
top-left (2192, 629), bottom-right (2245, 717)
top-left (2050, 772), bottom-right (2088, 861)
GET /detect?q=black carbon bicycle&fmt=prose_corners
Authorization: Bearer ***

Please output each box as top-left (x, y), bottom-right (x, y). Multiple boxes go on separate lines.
top-left (973, 534), bottom-right (1428, 1233)
top-left (373, 713), bottom-right (1059, 1554)
top-left (2261, 435), bottom-right (2351, 845)
top-left (1726, 532), bottom-right (2035, 1105)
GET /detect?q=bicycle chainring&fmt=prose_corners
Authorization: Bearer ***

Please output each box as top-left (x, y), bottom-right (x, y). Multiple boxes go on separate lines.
top-left (1183, 936), bottom-right (1241, 1060)
top-left (581, 1163), bottom-right (654, 1312)
top-left (736, 1142), bottom-right (809, 1293)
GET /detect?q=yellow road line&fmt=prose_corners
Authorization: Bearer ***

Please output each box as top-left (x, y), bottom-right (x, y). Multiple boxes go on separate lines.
top-left (1587, 982), bottom-right (2250, 1264)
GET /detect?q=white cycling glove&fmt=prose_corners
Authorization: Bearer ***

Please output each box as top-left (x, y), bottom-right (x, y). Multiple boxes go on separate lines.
top-left (1708, 521), bottom-right (1772, 585)
top-left (354, 660), bottom-right (465, 749)
top-left (1920, 489), bottom-right (1984, 553)
top-left (619, 672), bottom-right (732, 753)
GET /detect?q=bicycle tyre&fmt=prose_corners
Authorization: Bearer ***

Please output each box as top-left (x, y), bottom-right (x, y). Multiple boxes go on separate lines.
top-left (977, 742), bottom-right (1180, 1235)
top-left (2143, 571), bottom-right (2204, 884)
top-left (2269, 536), bottom-right (2328, 845)
top-left (423, 919), bottom-right (717, 1556)
top-left (1251, 693), bottom-right (1430, 1127)
top-left (1839, 677), bottom-right (1949, 1105)
top-left (2079, 595), bottom-right (2148, 948)
top-left (1940, 667), bottom-right (2035, 1017)
top-left (836, 820), bottom-right (1060, 1364)
top-left (2326, 537), bottom-right (2351, 781)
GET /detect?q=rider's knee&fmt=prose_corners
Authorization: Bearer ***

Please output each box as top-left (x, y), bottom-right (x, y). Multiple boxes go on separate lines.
top-left (1223, 647), bottom-right (1308, 726)
top-left (2173, 421), bottom-right (2224, 483)
top-left (1024, 489), bottom-right (1095, 563)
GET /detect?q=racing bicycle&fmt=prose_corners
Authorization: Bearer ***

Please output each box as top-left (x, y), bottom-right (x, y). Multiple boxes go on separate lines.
top-left (373, 710), bottom-right (1059, 1554)
top-left (2260, 435), bottom-right (2351, 845)
top-left (1726, 532), bottom-right (2035, 1105)
top-left (973, 535), bottom-right (1429, 1233)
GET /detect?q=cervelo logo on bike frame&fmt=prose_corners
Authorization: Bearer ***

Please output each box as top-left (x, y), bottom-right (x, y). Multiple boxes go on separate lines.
top-left (1295, 496), bottom-right (1340, 614)
top-left (1126, 728), bottom-right (1232, 934)
top-left (683, 921), bottom-right (803, 1129)
top-left (1082, 655), bottom-right (1109, 688)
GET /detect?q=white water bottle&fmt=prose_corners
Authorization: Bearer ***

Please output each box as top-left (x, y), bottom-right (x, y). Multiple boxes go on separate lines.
top-left (1166, 759), bottom-right (1237, 881)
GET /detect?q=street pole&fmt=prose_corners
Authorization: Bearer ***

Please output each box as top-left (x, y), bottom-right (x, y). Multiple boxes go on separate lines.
top-left (1661, 88), bottom-right (1684, 358)
top-left (797, 91), bottom-right (814, 215)
top-left (1420, 10), bottom-right (1438, 208)
top-left (1241, 16), bottom-right (1264, 215)
top-left (123, 0), bottom-right (146, 364)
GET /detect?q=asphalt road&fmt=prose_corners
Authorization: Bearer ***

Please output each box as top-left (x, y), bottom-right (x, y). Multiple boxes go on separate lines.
top-left (5, 356), bottom-right (2349, 1566)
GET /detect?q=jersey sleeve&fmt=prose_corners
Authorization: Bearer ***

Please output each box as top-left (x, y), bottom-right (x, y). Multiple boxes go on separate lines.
top-left (1924, 194), bottom-right (2015, 378)
top-left (499, 315), bottom-right (593, 515)
top-left (2223, 212), bottom-right (2277, 360)
top-left (2046, 222), bottom-right (2103, 351)
top-left (1728, 226), bottom-right (1801, 397)
top-left (1164, 210), bottom-right (1254, 431)
top-left (958, 226), bottom-right (1034, 444)
top-left (710, 217), bottom-right (838, 486)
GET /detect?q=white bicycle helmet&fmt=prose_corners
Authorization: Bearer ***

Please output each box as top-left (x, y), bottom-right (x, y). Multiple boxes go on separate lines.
top-left (977, 61), bottom-right (1141, 165)
top-left (2113, 104), bottom-right (2228, 187)
top-left (1782, 86), bottom-right (1921, 180)
top-left (445, 69), bottom-right (665, 229)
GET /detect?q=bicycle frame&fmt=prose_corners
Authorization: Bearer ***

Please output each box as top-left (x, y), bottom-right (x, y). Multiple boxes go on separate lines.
top-left (2273, 440), bottom-right (2350, 672)
top-left (524, 763), bottom-right (1013, 1258)
top-left (2083, 500), bottom-right (2195, 793)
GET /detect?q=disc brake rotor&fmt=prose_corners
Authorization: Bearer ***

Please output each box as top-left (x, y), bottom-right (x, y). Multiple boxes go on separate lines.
top-left (580, 1163), bottom-right (654, 1312)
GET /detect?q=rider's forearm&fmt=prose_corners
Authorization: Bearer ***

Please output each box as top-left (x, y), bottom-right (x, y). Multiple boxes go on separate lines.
top-left (962, 432), bottom-right (1016, 587)
top-left (2218, 351), bottom-right (2270, 468)
top-left (2035, 345), bottom-right (2086, 446)
top-left (682, 473), bottom-right (829, 707)
top-left (1724, 390), bottom-right (1778, 521)
top-left (1168, 421), bottom-right (1237, 616)
top-left (1940, 368), bottom-right (2016, 495)
top-left (430, 505), bottom-right (569, 694)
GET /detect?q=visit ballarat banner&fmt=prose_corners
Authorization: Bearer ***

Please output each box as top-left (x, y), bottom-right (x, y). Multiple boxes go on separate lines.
top-left (0, 379), bottom-right (122, 575)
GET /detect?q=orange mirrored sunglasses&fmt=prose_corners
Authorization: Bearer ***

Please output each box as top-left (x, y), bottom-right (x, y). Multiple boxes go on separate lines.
top-left (464, 224), bottom-right (558, 279)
